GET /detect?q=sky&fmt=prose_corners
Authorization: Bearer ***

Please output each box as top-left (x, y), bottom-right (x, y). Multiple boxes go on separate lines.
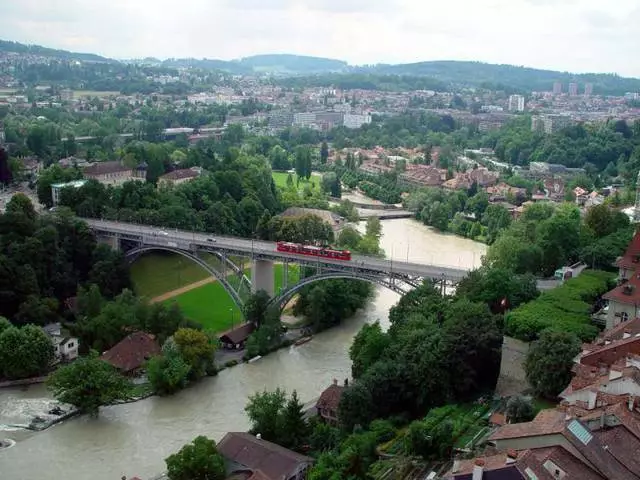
top-left (1, 0), bottom-right (640, 76)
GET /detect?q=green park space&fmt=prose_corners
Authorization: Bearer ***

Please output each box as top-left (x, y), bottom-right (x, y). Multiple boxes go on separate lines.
top-left (164, 263), bottom-right (300, 332)
top-left (272, 171), bottom-right (322, 192)
top-left (131, 252), bottom-right (300, 332)
top-left (130, 252), bottom-right (211, 298)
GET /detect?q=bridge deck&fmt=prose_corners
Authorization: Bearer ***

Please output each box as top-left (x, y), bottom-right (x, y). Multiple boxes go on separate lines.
top-left (82, 218), bottom-right (470, 281)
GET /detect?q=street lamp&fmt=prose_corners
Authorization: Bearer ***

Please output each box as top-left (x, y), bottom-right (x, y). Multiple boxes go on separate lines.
top-left (230, 307), bottom-right (235, 329)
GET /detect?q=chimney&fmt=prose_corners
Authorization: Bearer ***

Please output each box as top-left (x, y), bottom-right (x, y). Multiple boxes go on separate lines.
top-left (630, 395), bottom-right (635, 411)
top-left (344, 378), bottom-right (349, 387)
top-left (333, 378), bottom-right (338, 386)
top-left (506, 450), bottom-right (518, 464)
top-left (472, 459), bottom-right (484, 480)
top-left (256, 433), bottom-right (261, 440)
top-left (452, 460), bottom-right (461, 473)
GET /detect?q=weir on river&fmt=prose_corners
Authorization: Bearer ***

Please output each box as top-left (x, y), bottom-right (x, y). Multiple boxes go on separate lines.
top-left (0, 218), bottom-right (486, 480)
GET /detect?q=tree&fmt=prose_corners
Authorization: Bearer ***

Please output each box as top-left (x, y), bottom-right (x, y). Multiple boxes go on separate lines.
top-left (173, 328), bottom-right (216, 379)
top-left (320, 141), bottom-right (329, 164)
top-left (525, 330), bottom-right (581, 399)
top-left (245, 388), bottom-right (287, 442)
top-left (165, 435), bottom-right (226, 480)
top-left (584, 204), bottom-right (630, 239)
top-left (286, 172), bottom-right (294, 188)
top-left (281, 390), bottom-right (310, 451)
top-left (14, 296), bottom-right (60, 326)
top-left (47, 351), bottom-right (133, 415)
top-left (147, 347), bottom-right (191, 395)
top-left (243, 290), bottom-right (271, 325)
top-left (349, 322), bottom-right (390, 379)
top-left (365, 216), bottom-right (382, 240)
top-left (338, 383), bottom-right (375, 432)
top-left (6, 193), bottom-right (36, 221)
top-left (0, 324), bottom-right (54, 380)
top-left (0, 147), bottom-right (12, 185)
top-left (506, 395), bottom-right (535, 423)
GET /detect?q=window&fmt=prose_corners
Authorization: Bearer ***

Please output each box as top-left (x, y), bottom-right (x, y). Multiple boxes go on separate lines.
top-left (67, 342), bottom-right (74, 348)
top-left (622, 312), bottom-right (629, 322)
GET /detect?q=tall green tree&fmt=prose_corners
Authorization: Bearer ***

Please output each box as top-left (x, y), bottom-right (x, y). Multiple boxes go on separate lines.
top-left (47, 351), bottom-right (133, 415)
top-left (525, 330), bottom-right (581, 399)
top-left (0, 324), bottom-right (54, 380)
top-left (165, 436), bottom-right (226, 480)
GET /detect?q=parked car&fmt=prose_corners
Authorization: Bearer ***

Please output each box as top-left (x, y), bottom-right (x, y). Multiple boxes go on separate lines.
top-left (206, 238), bottom-right (216, 243)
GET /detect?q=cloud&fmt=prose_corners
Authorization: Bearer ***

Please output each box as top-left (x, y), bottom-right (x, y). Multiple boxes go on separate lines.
top-left (0, 0), bottom-right (638, 76)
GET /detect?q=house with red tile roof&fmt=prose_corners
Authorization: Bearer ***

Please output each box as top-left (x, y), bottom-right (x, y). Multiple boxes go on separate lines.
top-left (315, 379), bottom-right (348, 426)
top-left (602, 230), bottom-right (640, 329)
top-left (100, 332), bottom-right (161, 375)
top-left (467, 407), bottom-right (640, 479)
top-left (217, 432), bottom-right (313, 480)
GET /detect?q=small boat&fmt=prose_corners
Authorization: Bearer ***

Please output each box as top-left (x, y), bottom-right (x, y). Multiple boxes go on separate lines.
top-left (294, 336), bottom-right (313, 347)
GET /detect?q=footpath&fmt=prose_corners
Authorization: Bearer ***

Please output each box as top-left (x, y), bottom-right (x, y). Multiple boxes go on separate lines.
top-left (150, 277), bottom-right (215, 303)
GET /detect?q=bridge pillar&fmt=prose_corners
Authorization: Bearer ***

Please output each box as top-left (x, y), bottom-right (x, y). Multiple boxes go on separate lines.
top-left (97, 233), bottom-right (120, 251)
top-left (251, 259), bottom-right (274, 297)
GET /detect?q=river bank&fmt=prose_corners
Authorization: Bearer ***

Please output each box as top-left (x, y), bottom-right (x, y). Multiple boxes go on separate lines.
top-left (0, 218), bottom-right (486, 480)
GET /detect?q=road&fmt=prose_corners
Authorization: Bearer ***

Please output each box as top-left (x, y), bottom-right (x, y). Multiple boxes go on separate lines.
top-left (82, 218), bottom-right (471, 281)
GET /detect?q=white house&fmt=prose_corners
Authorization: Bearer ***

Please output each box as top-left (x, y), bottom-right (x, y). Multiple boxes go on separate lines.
top-left (43, 323), bottom-right (79, 364)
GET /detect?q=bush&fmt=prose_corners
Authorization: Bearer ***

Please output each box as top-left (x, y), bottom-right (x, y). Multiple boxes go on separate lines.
top-left (224, 360), bottom-right (239, 368)
top-left (505, 270), bottom-right (613, 342)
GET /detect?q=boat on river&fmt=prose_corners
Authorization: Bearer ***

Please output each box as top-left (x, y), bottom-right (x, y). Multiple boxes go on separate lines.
top-left (294, 336), bottom-right (313, 347)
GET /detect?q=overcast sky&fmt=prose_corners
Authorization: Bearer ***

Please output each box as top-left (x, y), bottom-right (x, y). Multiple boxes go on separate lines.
top-left (1, 0), bottom-right (639, 76)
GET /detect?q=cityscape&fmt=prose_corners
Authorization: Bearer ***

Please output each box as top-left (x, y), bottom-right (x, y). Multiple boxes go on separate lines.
top-left (1, 4), bottom-right (640, 480)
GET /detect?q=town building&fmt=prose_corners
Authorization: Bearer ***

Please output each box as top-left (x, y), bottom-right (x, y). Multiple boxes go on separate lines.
top-left (100, 332), bottom-right (161, 375)
top-left (315, 379), bottom-right (348, 426)
top-left (50, 179), bottom-right (87, 206)
top-left (553, 82), bottom-right (563, 95)
top-left (43, 323), bottom-right (79, 364)
top-left (343, 113), bottom-right (372, 129)
top-left (217, 432), bottom-right (314, 480)
top-left (569, 82), bottom-right (579, 96)
top-left (83, 161), bottom-right (147, 186)
top-left (603, 230), bottom-right (640, 328)
top-left (398, 165), bottom-right (446, 188)
top-left (508, 95), bottom-right (525, 112)
top-left (293, 112), bottom-right (316, 128)
top-left (157, 167), bottom-right (202, 187)
top-left (585, 83), bottom-right (594, 96)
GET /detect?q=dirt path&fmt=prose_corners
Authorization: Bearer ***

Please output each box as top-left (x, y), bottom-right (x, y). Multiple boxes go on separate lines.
top-left (150, 277), bottom-right (216, 303)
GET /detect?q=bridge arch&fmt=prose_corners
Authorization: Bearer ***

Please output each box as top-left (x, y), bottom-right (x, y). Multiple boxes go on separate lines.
top-left (268, 271), bottom-right (421, 312)
top-left (125, 246), bottom-right (245, 310)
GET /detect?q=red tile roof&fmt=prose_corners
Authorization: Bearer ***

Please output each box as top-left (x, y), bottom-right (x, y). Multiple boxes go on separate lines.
top-left (100, 332), bottom-right (160, 373)
top-left (603, 275), bottom-right (640, 306)
top-left (159, 168), bottom-right (200, 181)
top-left (580, 336), bottom-right (640, 367)
top-left (217, 432), bottom-right (313, 480)
top-left (489, 409), bottom-right (567, 441)
top-left (316, 382), bottom-right (346, 413)
top-left (601, 317), bottom-right (640, 341)
top-left (83, 160), bottom-right (131, 176)
top-left (616, 230), bottom-right (640, 270)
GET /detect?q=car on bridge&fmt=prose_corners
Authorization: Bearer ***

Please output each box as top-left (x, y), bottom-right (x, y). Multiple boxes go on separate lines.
top-left (206, 237), bottom-right (216, 243)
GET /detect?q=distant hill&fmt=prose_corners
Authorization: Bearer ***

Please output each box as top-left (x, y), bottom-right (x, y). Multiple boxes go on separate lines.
top-left (1, 38), bottom-right (639, 95)
top-left (363, 61), bottom-right (640, 95)
top-left (0, 39), bottom-right (113, 63)
top-left (238, 54), bottom-right (348, 74)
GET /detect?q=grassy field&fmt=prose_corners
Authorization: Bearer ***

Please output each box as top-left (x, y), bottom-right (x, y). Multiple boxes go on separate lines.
top-left (165, 264), bottom-right (300, 332)
top-left (272, 171), bottom-right (322, 192)
top-left (131, 252), bottom-right (211, 299)
top-left (131, 252), bottom-right (301, 332)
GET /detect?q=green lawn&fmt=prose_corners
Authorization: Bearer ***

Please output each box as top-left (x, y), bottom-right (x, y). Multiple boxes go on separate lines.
top-left (272, 171), bottom-right (322, 192)
top-left (130, 252), bottom-right (211, 298)
top-left (131, 252), bottom-right (301, 331)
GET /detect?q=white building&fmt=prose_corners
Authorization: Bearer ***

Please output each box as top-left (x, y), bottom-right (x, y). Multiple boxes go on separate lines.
top-left (43, 323), bottom-right (79, 364)
top-left (343, 113), bottom-right (372, 129)
top-left (293, 112), bottom-right (317, 127)
top-left (51, 180), bottom-right (87, 206)
top-left (508, 94), bottom-right (525, 112)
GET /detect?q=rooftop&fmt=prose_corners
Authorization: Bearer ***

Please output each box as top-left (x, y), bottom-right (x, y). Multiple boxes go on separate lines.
top-left (100, 331), bottom-right (160, 373)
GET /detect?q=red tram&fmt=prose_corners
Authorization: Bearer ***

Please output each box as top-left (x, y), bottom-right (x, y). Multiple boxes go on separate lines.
top-left (276, 241), bottom-right (351, 261)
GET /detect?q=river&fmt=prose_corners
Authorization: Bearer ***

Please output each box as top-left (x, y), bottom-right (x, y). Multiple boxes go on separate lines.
top-left (0, 218), bottom-right (486, 480)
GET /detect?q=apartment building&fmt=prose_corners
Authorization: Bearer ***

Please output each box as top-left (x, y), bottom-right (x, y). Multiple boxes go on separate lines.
top-left (83, 161), bottom-right (147, 186)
